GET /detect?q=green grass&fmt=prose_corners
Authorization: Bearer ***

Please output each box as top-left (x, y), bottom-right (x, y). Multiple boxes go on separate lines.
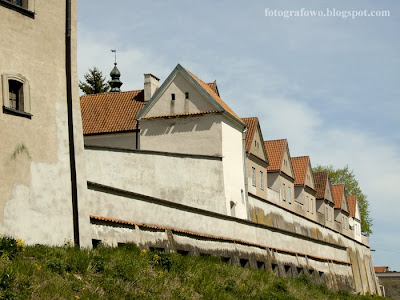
top-left (0, 237), bottom-right (385, 299)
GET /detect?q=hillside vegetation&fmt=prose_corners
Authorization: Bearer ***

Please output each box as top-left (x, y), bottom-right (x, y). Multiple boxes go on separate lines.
top-left (0, 237), bottom-right (385, 299)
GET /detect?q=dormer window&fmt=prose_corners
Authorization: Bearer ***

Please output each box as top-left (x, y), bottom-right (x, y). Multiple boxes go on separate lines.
top-left (185, 92), bottom-right (189, 99)
top-left (171, 93), bottom-right (175, 101)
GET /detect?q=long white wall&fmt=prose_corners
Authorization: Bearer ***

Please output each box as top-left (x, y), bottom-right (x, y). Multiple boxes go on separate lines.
top-left (85, 147), bottom-right (226, 215)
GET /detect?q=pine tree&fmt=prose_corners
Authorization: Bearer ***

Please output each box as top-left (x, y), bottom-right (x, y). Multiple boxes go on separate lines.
top-left (79, 67), bottom-right (110, 95)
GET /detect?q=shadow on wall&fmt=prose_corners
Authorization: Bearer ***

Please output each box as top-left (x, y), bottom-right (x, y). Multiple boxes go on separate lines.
top-left (141, 117), bottom-right (218, 137)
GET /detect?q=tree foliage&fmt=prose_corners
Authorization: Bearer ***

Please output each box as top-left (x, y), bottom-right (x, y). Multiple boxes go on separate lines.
top-left (79, 67), bottom-right (110, 95)
top-left (313, 165), bottom-right (372, 235)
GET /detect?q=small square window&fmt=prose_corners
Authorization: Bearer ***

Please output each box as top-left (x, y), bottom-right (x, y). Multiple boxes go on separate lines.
top-left (185, 92), bottom-right (189, 99)
top-left (171, 93), bottom-right (175, 101)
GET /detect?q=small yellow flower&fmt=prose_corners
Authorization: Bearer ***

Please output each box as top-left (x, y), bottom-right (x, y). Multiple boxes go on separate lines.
top-left (16, 238), bottom-right (25, 249)
top-left (75, 296), bottom-right (80, 300)
top-left (34, 263), bottom-right (41, 271)
top-left (139, 290), bottom-right (146, 295)
top-left (140, 249), bottom-right (147, 256)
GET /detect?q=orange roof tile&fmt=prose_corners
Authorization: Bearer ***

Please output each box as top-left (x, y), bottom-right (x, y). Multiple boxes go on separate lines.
top-left (313, 171), bottom-right (329, 200)
top-left (241, 117), bottom-right (258, 153)
top-left (332, 184), bottom-right (345, 209)
top-left (186, 69), bottom-right (242, 123)
top-left (80, 90), bottom-right (145, 135)
top-left (374, 266), bottom-right (390, 273)
top-left (265, 139), bottom-right (287, 171)
top-left (291, 156), bottom-right (310, 186)
top-left (347, 195), bottom-right (357, 218)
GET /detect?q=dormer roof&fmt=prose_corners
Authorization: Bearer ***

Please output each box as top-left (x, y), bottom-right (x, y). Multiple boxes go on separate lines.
top-left (332, 184), bottom-right (349, 213)
top-left (347, 195), bottom-right (359, 219)
top-left (264, 139), bottom-right (294, 179)
top-left (313, 171), bottom-right (334, 204)
top-left (291, 156), bottom-right (315, 191)
top-left (241, 117), bottom-right (269, 163)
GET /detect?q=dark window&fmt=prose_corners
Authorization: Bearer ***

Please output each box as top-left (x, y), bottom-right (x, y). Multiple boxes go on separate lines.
top-left (9, 80), bottom-right (24, 111)
top-left (257, 261), bottom-right (265, 270)
top-left (185, 92), bottom-right (189, 99)
top-left (177, 250), bottom-right (189, 256)
top-left (171, 93), bottom-right (175, 101)
top-left (272, 263), bottom-right (279, 275)
top-left (284, 265), bottom-right (291, 275)
top-left (6, 0), bottom-right (27, 8)
top-left (297, 267), bottom-right (304, 275)
top-left (92, 239), bottom-right (101, 249)
top-left (240, 258), bottom-right (249, 268)
top-left (221, 257), bottom-right (231, 263)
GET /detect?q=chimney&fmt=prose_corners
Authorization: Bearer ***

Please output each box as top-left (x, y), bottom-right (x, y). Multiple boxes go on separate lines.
top-left (144, 73), bottom-right (159, 102)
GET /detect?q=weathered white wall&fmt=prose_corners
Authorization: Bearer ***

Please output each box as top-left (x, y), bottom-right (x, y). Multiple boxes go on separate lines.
top-left (221, 121), bottom-right (247, 219)
top-left (140, 114), bottom-right (222, 156)
top-left (0, 0), bottom-right (89, 246)
top-left (84, 132), bottom-right (137, 149)
top-left (85, 147), bottom-right (226, 214)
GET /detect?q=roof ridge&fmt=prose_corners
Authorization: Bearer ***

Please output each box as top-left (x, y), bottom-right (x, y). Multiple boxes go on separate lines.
top-left (81, 89), bottom-right (144, 98)
top-left (265, 138), bottom-right (287, 143)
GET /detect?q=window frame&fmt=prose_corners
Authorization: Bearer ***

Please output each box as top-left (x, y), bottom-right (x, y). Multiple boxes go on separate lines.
top-left (287, 186), bottom-right (291, 204)
top-left (282, 183), bottom-right (286, 201)
top-left (2, 73), bottom-right (32, 119)
top-left (251, 167), bottom-right (256, 187)
top-left (260, 171), bottom-right (264, 190)
top-left (0, 0), bottom-right (34, 18)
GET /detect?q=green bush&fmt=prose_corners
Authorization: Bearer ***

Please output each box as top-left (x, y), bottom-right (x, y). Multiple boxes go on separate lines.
top-left (0, 237), bottom-right (23, 260)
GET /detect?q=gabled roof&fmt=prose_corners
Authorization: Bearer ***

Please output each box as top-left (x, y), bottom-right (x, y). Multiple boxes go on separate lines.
top-left (374, 266), bottom-right (390, 273)
top-left (241, 117), bottom-right (269, 163)
top-left (186, 69), bottom-right (241, 122)
top-left (80, 90), bottom-right (145, 135)
top-left (332, 184), bottom-right (346, 210)
top-left (264, 139), bottom-right (286, 171)
top-left (137, 64), bottom-right (243, 127)
top-left (291, 156), bottom-right (314, 189)
top-left (347, 195), bottom-right (358, 218)
top-left (313, 171), bottom-right (329, 199)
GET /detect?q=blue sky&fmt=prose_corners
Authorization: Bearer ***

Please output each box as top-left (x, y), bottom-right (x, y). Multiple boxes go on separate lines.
top-left (78, 1), bottom-right (400, 270)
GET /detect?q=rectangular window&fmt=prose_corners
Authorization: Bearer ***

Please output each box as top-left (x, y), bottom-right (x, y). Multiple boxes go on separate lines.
top-left (282, 183), bottom-right (286, 201)
top-left (310, 198), bottom-right (313, 213)
top-left (306, 196), bottom-right (309, 211)
top-left (260, 171), bottom-right (264, 190)
top-left (171, 93), bottom-right (175, 100)
top-left (325, 207), bottom-right (328, 221)
top-left (342, 216), bottom-right (345, 229)
top-left (8, 80), bottom-right (24, 111)
top-left (287, 186), bottom-right (291, 204)
top-left (185, 92), bottom-right (189, 99)
top-left (251, 167), bottom-right (256, 187)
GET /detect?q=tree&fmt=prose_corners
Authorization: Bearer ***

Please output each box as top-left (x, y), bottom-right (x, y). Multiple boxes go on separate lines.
top-left (313, 165), bottom-right (372, 236)
top-left (79, 67), bottom-right (110, 95)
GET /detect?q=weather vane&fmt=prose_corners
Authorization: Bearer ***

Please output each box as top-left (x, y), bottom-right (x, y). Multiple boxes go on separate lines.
top-left (111, 49), bottom-right (117, 64)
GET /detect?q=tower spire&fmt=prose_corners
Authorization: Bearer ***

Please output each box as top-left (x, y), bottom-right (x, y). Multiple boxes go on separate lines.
top-left (109, 49), bottom-right (123, 92)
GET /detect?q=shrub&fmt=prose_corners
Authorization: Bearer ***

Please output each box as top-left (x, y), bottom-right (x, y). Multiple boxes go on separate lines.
top-left (0, 237), bottom-right (23, 260)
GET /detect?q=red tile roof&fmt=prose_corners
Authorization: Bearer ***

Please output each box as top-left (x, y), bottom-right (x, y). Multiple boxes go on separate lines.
top-left (374, 266), bottom-right (390, 273)
top-left (313, 171), bottom-right (329, 200)
top-left (80, 90), bottom-right (145, 135)
top-left (264, 139), bottom-right (287, 172)
top-left (241, 117), bottom-right (258, 153)
top-left (347, 195), bottom-right (357, 218)
top-left (186, 69), bottom-right (242, 123)
top-left (291, 156), bottom-right (310, 186)
top-left (332, 184), bottom-right (345, 209)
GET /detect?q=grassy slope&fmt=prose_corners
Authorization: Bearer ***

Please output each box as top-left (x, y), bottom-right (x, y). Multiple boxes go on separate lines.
top-left (0, 239), bottom-right (386, 300)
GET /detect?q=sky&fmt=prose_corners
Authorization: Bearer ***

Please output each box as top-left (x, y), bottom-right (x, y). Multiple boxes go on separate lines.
top-left (78, 1), bottom-right (400, 270)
